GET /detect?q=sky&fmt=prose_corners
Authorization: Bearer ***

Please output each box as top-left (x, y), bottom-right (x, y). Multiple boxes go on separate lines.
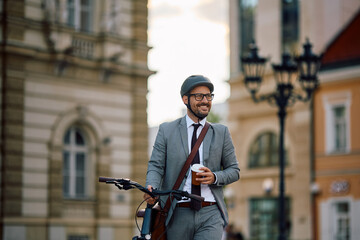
top-left (147, 0), bottom-right (230, 127)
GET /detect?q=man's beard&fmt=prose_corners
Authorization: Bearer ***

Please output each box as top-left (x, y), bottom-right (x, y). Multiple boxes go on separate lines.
top-left (193, 103), bottom-right (210, 119)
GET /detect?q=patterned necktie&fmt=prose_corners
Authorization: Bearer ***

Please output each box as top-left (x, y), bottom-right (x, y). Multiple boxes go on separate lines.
top-left (190, 123), bottom-right (202, 211)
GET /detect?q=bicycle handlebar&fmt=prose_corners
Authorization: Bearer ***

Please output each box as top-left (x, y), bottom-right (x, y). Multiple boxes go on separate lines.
top-left (98, 176), bottom-right (204, 202)
top-left (99, 176), bottom-right (206, 239)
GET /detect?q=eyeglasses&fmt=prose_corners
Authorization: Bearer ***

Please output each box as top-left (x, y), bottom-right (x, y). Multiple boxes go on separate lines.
top-left (188, 93), bottom-right (214, 101)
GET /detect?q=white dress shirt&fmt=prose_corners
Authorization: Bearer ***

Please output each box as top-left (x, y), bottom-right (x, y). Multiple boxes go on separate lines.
top-left (179, 115), bottom-right (216, 203)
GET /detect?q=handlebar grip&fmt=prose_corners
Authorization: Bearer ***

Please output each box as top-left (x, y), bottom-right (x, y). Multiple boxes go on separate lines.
top-left (99, 176), bottom-right (116, 182)
top-left (187, 193), bottom-right (205, 202)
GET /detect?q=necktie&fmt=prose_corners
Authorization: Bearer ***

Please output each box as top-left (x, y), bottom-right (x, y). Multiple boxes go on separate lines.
top-left (190, 123), bottom-right (202, 211)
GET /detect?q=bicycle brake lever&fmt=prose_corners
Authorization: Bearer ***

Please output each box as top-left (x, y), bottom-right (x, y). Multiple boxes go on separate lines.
top-left (172, 194), bottom-right (184, 201)
top-left (123, 185), bottom-right (135, 190)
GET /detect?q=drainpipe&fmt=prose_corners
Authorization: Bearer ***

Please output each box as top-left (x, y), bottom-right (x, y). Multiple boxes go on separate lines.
top-left (1, 0), bottom-right (8, 238)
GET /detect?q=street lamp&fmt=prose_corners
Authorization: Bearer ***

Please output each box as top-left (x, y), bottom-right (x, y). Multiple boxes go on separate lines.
top-left (241, 39), bottom-right (321, 240)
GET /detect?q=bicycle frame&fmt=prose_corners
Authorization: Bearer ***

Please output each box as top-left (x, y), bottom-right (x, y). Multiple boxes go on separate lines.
top-left (136, 204), bottom-right (154, 240)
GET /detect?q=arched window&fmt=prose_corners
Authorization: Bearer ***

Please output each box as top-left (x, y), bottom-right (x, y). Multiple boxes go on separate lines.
top-left (248, 132), bottom-right (287, 168)
top-left (63, 126), bottom-right (89, 199)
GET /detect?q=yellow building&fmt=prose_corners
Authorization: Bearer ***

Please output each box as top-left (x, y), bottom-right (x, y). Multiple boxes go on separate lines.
top-left (0, 1), bottom-right (152, 239)
top-left (314, 10), bottom-right (360, 240)
top-left (228, 0), bottom-right (360, 239)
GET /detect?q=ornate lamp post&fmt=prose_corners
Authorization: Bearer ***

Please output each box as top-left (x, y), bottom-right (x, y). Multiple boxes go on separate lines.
top-left (241, 39), bottom-right (321, 240)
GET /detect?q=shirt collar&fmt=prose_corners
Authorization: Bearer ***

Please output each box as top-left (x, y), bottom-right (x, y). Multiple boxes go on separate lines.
top-left (186, 114), bottom-right (206, 128)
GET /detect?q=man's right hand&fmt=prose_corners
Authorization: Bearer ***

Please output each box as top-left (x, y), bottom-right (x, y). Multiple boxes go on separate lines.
top-left (143, 185), bottom-right (158, 205)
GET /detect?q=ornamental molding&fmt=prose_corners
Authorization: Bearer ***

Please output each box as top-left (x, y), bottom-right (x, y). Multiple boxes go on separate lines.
top-left (330, 180), bottom-right (350, 194)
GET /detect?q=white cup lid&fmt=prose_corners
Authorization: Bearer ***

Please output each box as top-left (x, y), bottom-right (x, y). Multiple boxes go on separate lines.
top-left (191, 163), bottom-right (204, 172)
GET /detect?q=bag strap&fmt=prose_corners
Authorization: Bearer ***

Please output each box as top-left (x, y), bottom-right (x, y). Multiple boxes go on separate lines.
top-left (162, 122), bottom-right (210, 213)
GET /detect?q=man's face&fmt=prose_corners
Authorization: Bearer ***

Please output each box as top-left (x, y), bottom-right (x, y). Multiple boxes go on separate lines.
top-left (182, 85), bottom-right (212, 120)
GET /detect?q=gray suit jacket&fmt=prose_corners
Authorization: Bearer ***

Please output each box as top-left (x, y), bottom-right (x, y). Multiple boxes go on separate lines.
top-left (146, 116), bottom-right (240, 226)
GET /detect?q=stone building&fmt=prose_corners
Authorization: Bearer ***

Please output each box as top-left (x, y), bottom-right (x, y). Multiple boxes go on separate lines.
top-left (0, 0), bottom-right (153, 239)
top-left (227, 0), bottom-right (360, 239)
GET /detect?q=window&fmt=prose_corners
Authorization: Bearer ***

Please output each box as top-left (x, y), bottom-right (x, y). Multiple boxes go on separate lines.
top-left (250, 198), bottom-right (291, 240)
top-left (334, 202), bottom-right (350, 240)
top-left (63, 126), bottom-right (88, 199)
top-left (321, 197), bottom-right (360, 240)
top-left (333, 106), bottom-right (347, 152)
top-left (281, 0), bottom-right (299, 53)
top-left (67, 0), bottom-right (92, 32)
top-left (323, 92), bottom-right (351, 154)
top-left (239, 0), bottom-right (258, 56)
top-left (249, 132), bottom-right (287, 168)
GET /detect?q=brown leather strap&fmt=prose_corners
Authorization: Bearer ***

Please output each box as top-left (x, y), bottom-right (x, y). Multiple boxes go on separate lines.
top-left (177, 201), bottom-right (216, 208)
top-left (162, 122), bottom-right (210, 213)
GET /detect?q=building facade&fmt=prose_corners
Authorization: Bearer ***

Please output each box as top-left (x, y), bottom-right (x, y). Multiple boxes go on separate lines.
top-left (0, 0), bottom-right (152, 239)
top-left (314, 10), bottom-right (360, 240)
top-left (228, 0), bottom-right (360, 239)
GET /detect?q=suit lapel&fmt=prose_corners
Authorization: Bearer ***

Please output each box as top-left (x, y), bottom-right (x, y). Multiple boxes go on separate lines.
top-left (179, 116), bottom-right (189, 157)
top-left (203, 123), bottom-right (213, 166)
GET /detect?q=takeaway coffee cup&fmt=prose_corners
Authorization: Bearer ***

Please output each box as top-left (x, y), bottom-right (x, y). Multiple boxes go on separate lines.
top-left (191, 164), bottom-right (205, 185)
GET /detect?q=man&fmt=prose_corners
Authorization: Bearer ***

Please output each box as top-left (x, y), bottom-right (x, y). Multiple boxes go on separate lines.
top-left (145, 75), bottom-right (240, 240)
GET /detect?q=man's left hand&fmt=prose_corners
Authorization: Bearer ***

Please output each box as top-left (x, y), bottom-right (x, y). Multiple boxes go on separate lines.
top-left (196, 167), bottom-right (215, 185)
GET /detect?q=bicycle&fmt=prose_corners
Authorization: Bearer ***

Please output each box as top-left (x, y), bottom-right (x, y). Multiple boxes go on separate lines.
top-left (98, 177), bottom-right (204, 240)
